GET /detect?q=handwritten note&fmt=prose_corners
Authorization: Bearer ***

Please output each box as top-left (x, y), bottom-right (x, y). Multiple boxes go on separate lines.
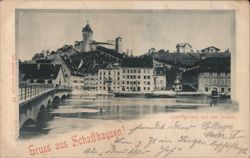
top-left (26, 114), bottom-right (249, 158)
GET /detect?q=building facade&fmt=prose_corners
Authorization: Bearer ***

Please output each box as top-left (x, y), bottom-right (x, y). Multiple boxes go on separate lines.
top-left (83, 73), bottom-right (98, 91)
top-left (197, 57), bottom-right (230, 95)
top-left (20, 63), bottom-right (67, 86)
top-left (176, 43), bottom-right (192, 53)
top-left (154, 67), bottom-right (167, 91)
top-left (70, 75), bottom-right (85, 90)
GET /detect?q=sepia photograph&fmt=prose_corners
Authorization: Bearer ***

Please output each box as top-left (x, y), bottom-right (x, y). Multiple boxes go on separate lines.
top-left (17, 9), bottom-right (237, 138)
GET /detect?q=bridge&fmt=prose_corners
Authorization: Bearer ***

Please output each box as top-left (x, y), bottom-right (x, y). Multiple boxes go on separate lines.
top-left (19, 84), bottom-right (72, 132)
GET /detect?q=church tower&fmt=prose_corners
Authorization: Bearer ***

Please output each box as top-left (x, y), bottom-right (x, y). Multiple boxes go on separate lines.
top-left (82, 21), bottom-right (93, 52)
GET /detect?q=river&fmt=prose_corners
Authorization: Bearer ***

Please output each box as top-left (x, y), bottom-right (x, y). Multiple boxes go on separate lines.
top-left (19, 95), bottom-right (237, 139)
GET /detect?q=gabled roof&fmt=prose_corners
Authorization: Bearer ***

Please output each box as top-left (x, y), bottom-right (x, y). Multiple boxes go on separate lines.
top-left (176, 43), bottom-right (192, 48)
top-left (201, 46), bottom-right (220, 51)
top-left (121, 57), bottom-right (153, 68)
top-left (20, 63), bottom-right (62, 80)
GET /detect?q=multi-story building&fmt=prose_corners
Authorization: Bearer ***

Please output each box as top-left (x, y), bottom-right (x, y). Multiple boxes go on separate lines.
top-left (120, 57), bottom-right (154, 93)
top-left (97, 63), bottom-right (121, 93)
top-left (19, 63), bottom-right (67, 86)
top-left (153, 67), bottom-right (167, 91)
top-left (83, 73), bottom-right (98, 91)
top-left (197, 57), bottom-right (230, 95)
top-left (70, 74), bottom-right (85, 90)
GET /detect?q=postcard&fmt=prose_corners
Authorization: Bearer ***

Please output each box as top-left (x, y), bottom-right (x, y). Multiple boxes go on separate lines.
top-left (0, 1), bottom-right (249, 158)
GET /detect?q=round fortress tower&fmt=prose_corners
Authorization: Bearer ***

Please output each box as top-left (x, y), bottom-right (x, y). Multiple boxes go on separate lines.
top-left (115, 36), bottom-right (122, 53)
top-left (82, 22), bottom-right (93, 52)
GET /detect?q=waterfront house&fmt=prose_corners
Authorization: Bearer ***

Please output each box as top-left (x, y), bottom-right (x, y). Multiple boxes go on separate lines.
top-left (197, 57), bottom-right (230, 95)
top-left (20, 63), bottom-right (67, 86)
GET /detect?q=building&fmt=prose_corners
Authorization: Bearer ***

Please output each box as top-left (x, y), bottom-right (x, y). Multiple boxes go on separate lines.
top-left (176, 43), bottom-right (192, 53)
top-left (82, 22), bottom-right (93, 52)
top-left (197, 57), bottom-right (230, 95)
top-left (20, 63), bottom-right (67, 86)
top-left (115, 36), bottom-right (123, 53)
top-left (153, 67), bottom-right (167, 91)
top-left (83, 73), bottom-right (98, 91)
top-left (97, 63), bottom-right (121, 93)
top-left (120, 57), bottom-right (154, 92)
top-left (201, 46), bottom-right (220, 53)
top-left (70, 74), bottom-right (85, 90)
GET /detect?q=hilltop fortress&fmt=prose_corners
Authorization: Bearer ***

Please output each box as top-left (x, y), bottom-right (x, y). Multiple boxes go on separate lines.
top-left (74, 22), bottom-right (122, 54)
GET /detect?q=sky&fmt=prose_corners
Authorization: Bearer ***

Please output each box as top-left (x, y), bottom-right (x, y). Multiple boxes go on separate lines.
top-left (16, 10), bottom-right (235, 60)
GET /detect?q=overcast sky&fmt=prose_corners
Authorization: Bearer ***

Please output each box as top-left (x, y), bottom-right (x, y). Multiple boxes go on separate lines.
top-left (16, 10), bottom-right (234, 60)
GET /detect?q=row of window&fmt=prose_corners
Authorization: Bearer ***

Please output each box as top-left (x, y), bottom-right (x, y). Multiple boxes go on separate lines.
top-left (202, 78), bottom-right (230, 85)
top-left (204, 87), bottom-right (231, 92)
top-left (122, 69), bottom-right (151, 74)
top-left (203, 72), bottom-right (230, 77)
top-left (99, 71), bottom-right (120, 76)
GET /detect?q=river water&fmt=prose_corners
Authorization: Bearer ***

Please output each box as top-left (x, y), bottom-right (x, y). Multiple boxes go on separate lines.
top-left (19, 95), bottom-right (238, 139)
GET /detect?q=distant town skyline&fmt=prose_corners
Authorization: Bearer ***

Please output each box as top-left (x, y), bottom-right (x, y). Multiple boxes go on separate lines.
top-left (16, 10), bottom-right (235, 60)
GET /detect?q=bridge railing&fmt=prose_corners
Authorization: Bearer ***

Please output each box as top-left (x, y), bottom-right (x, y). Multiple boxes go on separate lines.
top-left (19, 84), bottom-right (55, 101)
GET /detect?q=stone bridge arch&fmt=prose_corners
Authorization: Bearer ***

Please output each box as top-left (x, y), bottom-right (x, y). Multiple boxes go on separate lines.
top-left (19, 89), bottom-right (71, 133)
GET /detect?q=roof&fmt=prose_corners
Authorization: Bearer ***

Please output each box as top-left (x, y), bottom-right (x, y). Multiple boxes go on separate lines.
top-left (197, 57), bottom-right (230, 73)
top-left (82, 24), bottom-right (93, 32)
top-left (20, 63), bottom-right (62, 80)
top-left (154, 67), bottom-right (166, 75)
top-left (201, 46), bottom-right (220, 51)
top-left (96, 46), bottom-right (123, 58)
top-left (176, 43), bottom-right (192, 48)
top-left (121, 57), bottom-right (153, 68)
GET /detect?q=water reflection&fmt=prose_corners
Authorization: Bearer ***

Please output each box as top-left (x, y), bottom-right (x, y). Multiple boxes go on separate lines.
top-left (19, 96), bottom-right (237, 139)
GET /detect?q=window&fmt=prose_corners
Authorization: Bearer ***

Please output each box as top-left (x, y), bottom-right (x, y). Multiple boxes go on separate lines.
top-left (221, 79), bottom-right (225, 85)
top-left (147, 81), bottom-right (150, 85)
top-left (144, 87), bottom-right (146, 90)
top-left (207, 78), bottom-right (210, 85)
top-left (122, 81), bottom-right (125, 84)
top-left (127, 70), bottom-right (129, 73)
top-left (220, 73), bottom-right (225, 77)
top-left (144, 76), bottom-right (146, 79)
top-left (212, 73), bottom-right (217, 77)
top-left (117, 72), bottom-right (120, 75)
top-left (138, 70), bottom-right (141, 73)
top-left (213, 79), bottom-right (217, 85)
top-left (117, 77), bottom-right (120, 80)
top-left (228, 88), bottom-right (231, 92)
top-left (134, 70), bottom-right (136, 73)
top-left (147, 76), bottom-right (150, 79)
top-left (127, 81), bottom-right (129, 84)
top-left (138, 75), bottom-right (140, 79)
top-left (204, 72), bottom-right (209, 77)
top-left (148, 87), bottom-right (150, 90)
top-left (221, 88), bottom-right (224, 93)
